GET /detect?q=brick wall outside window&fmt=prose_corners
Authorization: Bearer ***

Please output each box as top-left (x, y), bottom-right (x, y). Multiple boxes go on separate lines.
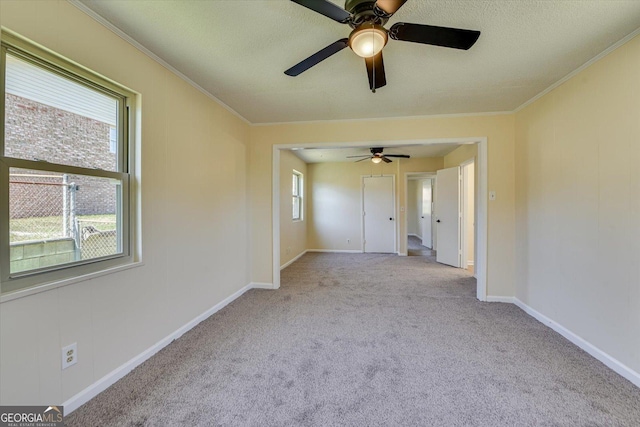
top-left (5, 94), bottom-right (117, 218)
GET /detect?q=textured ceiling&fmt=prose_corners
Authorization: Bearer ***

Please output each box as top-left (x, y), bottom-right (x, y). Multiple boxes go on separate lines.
top-left (292, 143), bottom-right (461, 163)
top-left (76, 0), bottom-right (640, 124)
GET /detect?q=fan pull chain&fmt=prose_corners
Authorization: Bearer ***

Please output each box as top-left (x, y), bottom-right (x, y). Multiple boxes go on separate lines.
top-left (371, 28), bottom-right (376, 93)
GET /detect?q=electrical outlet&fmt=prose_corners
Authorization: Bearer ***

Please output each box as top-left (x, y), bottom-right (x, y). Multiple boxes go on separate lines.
top-left (62, 343), bottom-right (77, 370)
top-left (489, 191), bottom-right (497, 201)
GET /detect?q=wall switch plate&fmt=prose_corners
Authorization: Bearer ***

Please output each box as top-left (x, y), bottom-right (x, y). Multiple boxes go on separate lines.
top-left (62, 343), bottom-right (77, 370)
top-left (489, 191), bottom-right (496, 201)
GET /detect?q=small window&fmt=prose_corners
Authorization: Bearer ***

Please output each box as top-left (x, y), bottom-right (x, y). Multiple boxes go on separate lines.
top-left (292, 171), bottom-right (303, 221)
top-left (1, 33), bottom-right (135, 294)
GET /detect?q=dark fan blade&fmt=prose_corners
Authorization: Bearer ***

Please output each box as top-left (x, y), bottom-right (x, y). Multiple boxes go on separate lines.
top-left (384, 154), bottom-right (410, 158)
top-left (285, 39), bottom-right (349, 76)
top-left (374, 0), bottom-right (408, 17)
top-left (355, 157), bottom-right (372, 162)
top-left (346, 155), bottom-right (373, 158)
top-left (381, 156), bottom-right (392, 163)
top-left (390, 23), bottom-right (480, 50)
top-left (291, 0), bottom-right (351, 23)
top-left (364, 52), bottom-right (386, 91)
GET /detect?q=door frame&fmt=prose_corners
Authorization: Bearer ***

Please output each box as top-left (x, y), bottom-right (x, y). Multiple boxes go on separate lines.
top-left (362, 174), bottom-right (396, 253)
top-left (272, 137), bottom-right (488, 301)
top-left (460, 158), bottom-right (475, 273)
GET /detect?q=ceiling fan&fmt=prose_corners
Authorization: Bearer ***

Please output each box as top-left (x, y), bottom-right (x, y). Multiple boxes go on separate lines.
top-left (347, 147), bottom-right (410, 163)
top-left (285, 0), bottom-right (481, 92)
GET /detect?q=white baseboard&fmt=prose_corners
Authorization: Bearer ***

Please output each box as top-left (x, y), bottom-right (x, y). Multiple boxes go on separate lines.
top-left (514, 298), bottom-right (640, 389)
top-left (398, 252), bottom-right (408, 257)
top-left (306, 249), bottom-right (363, 254)
top-left (280, 250), bottom-right (307, 270)
top-left (250, 282), bottom-right (276, 289)
top-left (486, 296), bottom-right (515, 303)
top-left (62, 282), bottom-right (265, 413)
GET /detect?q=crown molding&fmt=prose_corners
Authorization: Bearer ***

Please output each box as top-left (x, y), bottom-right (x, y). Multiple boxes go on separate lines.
top-left (65, 2), bottom-right (640, 125)
top-left (67, 0), bottom-right (250, 125)
top-left (250, 111), bottom-right (513, 127)
top-left (514, 26), bottom-right (640, 113)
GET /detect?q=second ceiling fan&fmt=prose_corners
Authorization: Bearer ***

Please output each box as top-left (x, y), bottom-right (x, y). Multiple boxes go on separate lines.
top-left (285, 0), bottom-right (481, 92)
top-left (348, 147), bottom-right (410, 163)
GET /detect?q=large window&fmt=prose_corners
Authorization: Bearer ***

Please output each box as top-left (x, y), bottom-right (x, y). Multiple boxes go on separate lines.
top-left (292, 170), bottom-right (303, 221)
top-left (1, 33), bottom-right (135, 294)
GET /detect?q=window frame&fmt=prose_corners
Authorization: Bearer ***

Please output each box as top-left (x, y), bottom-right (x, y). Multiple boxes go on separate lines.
top-left (0, 32), bottom-right (137, 295)
top-left (292, 170), bottom-right (303, 221)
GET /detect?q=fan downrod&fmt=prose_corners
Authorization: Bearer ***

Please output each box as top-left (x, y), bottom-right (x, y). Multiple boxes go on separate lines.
top-left (345, 0), bottom-right (389, 28)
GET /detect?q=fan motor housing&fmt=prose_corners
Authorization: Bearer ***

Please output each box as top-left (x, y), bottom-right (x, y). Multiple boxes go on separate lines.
top-left (345, 0), bottom-right (389, 28)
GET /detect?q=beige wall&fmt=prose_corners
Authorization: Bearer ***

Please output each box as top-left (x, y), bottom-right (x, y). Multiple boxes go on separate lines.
top-left (250, 115), bottom-right (515, 297)
top-left (306, 161), bottom-right (380, 251)
top-left (279, 150), bottom-right (307, 266)
top-left (307, 162), bottom-right (368, 251)
top-left (306, 158), bottom-right (442, 252)
top-left (290, 155), bottom-right (442, 254)
top-left (1, 1), bottom-right (250, 405)
top-left (444, 143), bottom-right (478, 168)
top-left (514, 35), bottom-right (640, 373)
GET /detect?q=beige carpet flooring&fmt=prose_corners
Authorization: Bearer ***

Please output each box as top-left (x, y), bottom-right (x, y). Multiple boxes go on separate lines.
top-left (66, 252), bottom-right (640, 426)
top-left (407, 235), bottom-right (435, 257)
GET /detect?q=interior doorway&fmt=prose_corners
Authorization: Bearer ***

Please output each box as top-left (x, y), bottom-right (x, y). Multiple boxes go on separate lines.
top-left (421, 179), bottom-right (433, 249)
top-left (275, 139), bottom-right (488, 301)
top-left (406, 174), bottom-right (436, 257)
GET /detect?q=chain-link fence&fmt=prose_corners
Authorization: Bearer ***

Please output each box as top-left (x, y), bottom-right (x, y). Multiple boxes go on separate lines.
top-left (9, 173), bottom-right (71, 242)
top-left (10, 172), bottom-right (118, 264)
top-left (77, 218), bottom-right (117, 259)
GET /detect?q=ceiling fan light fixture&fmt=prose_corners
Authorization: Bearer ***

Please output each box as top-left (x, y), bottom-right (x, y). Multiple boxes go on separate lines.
top-left (349, 24), bottom-right (388, 58)
top-left (371, 156), bottom-right (383, 164)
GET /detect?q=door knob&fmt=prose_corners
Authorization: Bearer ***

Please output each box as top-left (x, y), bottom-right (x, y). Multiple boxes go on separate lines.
top-left (389, 217), bottom-right (393, 221)
top-left (421, 216), bottom-right (424, 219)
top-left (436, 219), bottom-right (441, 223)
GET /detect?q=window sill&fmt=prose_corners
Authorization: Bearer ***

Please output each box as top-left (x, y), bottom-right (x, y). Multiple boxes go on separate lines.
top-left (0, 261), bottom-right (144, 304)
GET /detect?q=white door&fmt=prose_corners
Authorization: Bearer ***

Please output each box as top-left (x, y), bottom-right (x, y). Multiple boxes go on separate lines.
top-left (435, 167), bottom-right (460, 267)
top-left (421, 179), bottom-right (432, 248)
top-left (363, 176), bottom-right (395, 253)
